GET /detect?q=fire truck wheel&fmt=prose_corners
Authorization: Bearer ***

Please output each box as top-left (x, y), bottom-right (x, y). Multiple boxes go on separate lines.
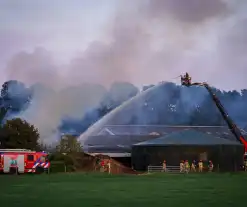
top-left (36, 166), bottom-right (45, 174)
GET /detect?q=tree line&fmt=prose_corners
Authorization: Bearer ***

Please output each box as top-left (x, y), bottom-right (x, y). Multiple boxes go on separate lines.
top-left (60, 82), bottom-right (247, 133)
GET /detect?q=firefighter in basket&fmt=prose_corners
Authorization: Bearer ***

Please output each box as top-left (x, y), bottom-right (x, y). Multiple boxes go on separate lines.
top-left (181, 72), bottom-right (192, 86)
top-left (208, 160), bottom-right (214, 172)
top-left (162, 160), bottom-right (167, 172)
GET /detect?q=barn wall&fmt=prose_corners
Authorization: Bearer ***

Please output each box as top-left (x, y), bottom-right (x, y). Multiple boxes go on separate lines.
top-left (131, 145), bottom-right (244, 172)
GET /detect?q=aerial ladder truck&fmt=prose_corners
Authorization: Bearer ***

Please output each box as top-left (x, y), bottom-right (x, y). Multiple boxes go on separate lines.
top-left (180, 73), bottom-right (247, 161)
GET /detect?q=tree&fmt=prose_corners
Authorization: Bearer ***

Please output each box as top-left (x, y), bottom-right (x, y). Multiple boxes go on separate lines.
top-left (0, 81), bottom-right (34, 149)
top-left (0, 106), bottom-right (9, 125)
top-left (56, 134), bottom-right (82, 153)
top-left (0, 118), bottom-right (40, 150)
top-left (54, 134), bottom-right (83, 171)
top-left (1, 80), bottom-right (31, 112)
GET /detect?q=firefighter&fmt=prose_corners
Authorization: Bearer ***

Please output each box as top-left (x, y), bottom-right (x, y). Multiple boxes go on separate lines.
top-left (244, 159), bottom-right (247, 171)
top-left (187, 74), bottom-right (192, 85)
top-left (208, 160), bottom-right (214, 172)
top-left (191, 160), bottom-right (196, 172)
top-left (107, 159), bottom-right (111, 174)
top-left (95, 157), bottom-right (100, 171)
top-left (184, 73), bottom-right (191, 85)
top-left (184, 160), bottom-right (190, 173)
top-left (162, 160), bottom-right (167, 172)
top-left (198, 160), bottom-right (203, 172)
top-left (180, 160), bottom-right (184, 173)
top-left (100, 159), bottom-right (105, 172)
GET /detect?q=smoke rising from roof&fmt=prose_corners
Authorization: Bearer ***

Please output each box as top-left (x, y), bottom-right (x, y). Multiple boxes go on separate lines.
top-left (1, 0), bottom-right (247, 142)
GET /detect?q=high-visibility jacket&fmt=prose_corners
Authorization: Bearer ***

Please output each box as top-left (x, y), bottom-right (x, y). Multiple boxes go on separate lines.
top-left (107, 162), bottom-right (111, 172)
top-left (243, 161), bottom-right (247, 170)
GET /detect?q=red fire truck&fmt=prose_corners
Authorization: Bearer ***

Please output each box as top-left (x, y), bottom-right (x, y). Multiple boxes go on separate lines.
top-left (0, 149), bottom-right (50, 174)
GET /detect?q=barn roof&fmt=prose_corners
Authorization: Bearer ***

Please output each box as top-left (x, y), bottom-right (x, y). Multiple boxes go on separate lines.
top-left (96, 125), bottom-right (242, 141)
top-left (133, 129), bottom-right (242, 146)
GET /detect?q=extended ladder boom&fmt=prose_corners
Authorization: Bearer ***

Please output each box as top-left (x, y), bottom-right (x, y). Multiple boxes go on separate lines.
top-left (180, 73), bottom-right (247, 153)
top-left (203, 83), bottom-right (247, 152)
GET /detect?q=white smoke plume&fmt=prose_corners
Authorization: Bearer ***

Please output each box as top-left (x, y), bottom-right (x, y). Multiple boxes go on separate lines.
top-left (1, 0), bottom-right (247, 142)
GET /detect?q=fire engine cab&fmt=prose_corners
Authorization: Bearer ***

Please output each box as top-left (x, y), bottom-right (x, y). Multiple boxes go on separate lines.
top-left (0, 149), bottom-right (50, 174)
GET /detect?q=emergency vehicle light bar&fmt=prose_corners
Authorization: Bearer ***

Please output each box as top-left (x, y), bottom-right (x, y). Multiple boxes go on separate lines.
top-left (0, 149), bottom-right (32, 152)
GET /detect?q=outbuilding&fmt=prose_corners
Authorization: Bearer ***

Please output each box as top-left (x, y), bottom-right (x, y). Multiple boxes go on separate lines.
top-left (131, 129), bottom-right (244, 172)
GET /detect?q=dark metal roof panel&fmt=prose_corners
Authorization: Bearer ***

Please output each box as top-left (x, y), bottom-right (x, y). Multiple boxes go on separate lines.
top-left (97, 125), bottom-right (238, 141)
top-left (134, 129), bottom-right (242, 146)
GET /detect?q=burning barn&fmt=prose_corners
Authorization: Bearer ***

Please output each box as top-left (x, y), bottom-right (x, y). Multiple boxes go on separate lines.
top-left (79, 124), bottom-right (245, 169)
top-left (78, 82), bottom-right (247, 171)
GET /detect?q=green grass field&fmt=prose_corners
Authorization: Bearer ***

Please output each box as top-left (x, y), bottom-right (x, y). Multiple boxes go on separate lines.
top-left (0, 172), bottom-right (246, 207)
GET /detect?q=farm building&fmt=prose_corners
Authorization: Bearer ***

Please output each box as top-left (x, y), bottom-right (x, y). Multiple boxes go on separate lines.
top-left (131, 129), bottom-right (244, 172)
top-left (79, 125), bottom-right (244, 156)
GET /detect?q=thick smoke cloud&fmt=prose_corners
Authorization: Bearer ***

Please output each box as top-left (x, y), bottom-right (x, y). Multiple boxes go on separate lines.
top-left (145, 0), bottom-right (230, 23)
top-left (3, 0), bottom-right (247, 88)
top-left (2, 0), bottom-right (247, 142)
top-left (5, 48), bottom-right (62, 88)
top-left (18, 83), bottom-right (107, 143)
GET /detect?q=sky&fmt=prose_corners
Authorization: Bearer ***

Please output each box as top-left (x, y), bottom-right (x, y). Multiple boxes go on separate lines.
top-left (0, 0), bottom-right (116, 65)
top-left (1, 0), bottom-right (247, 90)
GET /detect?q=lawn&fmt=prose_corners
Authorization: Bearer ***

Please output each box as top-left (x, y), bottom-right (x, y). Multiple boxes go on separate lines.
top-left (0, 172), bottom-right (246, 207)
